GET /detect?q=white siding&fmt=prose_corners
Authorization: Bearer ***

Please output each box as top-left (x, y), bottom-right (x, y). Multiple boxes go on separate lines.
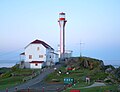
top-left (30, 63), bottom-right (43, 69)
top-left (25, 44), bottom-right (46, 62)
top-left (46, 49), bottom-right (54, 61)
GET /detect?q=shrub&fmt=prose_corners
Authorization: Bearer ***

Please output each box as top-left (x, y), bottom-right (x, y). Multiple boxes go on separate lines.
top-left (1, 72), bottom-right (12, 78)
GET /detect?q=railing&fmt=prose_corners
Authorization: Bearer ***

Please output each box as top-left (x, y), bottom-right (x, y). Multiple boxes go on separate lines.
top-left (5, 84), bottom-right (73, 92)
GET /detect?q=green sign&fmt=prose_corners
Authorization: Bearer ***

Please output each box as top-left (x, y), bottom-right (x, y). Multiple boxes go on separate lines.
top-left (64, 78), bottom-right (74, 84)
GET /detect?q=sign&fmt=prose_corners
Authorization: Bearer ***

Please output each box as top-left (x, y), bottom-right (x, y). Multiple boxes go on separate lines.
top-left (64, 78), bottom-right (74, 84)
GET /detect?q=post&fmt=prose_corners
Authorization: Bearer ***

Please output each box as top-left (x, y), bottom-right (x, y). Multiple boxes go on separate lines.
top-left (28, 87), bottom-right (30, 92)
top-left (15, 87), bottom-right (17, 92)
top-left (57, 88), bottom-right (59, 92)
top-left (80, 41), bottom-right (84, 57)
top-left (42, 87), bottom-right (44, 92)
top-left (6, 88), bottom-right (8, 92)
top-left (64, 85), bottom-right (66, 90)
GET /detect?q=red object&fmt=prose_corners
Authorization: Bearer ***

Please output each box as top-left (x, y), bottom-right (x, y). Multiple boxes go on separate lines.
top-left (70, 89), bottom-right (80, 92)
top-left (59, 18), bottom-right (65, 20)
top-left (67, 68), bottom-right (73, 70)
top-left (6, 88), bottom-right (8, 92)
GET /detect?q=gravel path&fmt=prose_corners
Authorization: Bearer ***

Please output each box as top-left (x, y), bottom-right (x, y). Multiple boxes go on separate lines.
top-left (84, 82), bottom-right (106, 88)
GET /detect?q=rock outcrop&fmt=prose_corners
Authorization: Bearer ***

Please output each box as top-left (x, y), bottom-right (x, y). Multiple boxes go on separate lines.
top-left (64, 57), bottom-right (104, 70)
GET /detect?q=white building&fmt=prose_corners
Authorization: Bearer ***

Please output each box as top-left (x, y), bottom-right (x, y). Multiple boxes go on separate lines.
top-left (20, 39), bottom-right (59, 69)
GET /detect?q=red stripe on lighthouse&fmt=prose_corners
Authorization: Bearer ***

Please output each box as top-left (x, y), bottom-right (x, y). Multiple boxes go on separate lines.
top-left (59, 18), bottom-right (65, 20)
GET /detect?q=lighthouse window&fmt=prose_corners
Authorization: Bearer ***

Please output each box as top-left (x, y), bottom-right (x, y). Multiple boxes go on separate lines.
top-left (39, 55), bottom-right (43, 58)
top-left (29, 55), bottom-right (32, 59)
top-left (37, 47), bottom-right (40, 51)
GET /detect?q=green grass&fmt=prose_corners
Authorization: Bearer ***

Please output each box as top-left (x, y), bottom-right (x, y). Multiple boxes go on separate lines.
top-left (63, 85), bottom-right (118, 92)
top-left (44, 67), bottom-right (88, 89)
top-left (0, 68), bottom-right (40, 90)
top-left (0, 76), bottom-right (23, 89)
top-left (45, 67), bottom-right (92, 88)
top-left (45, 66), bottom-right (118, 91)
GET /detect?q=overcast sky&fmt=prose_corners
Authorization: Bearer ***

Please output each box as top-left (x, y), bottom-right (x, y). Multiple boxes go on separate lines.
top-left (0, 0), bottom-right (120, 65)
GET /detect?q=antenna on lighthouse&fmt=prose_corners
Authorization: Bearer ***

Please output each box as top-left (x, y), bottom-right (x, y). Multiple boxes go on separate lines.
top-left (58, 12), bottom-right (67, 60)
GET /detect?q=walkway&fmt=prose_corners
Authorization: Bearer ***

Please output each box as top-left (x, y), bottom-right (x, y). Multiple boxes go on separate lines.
top-left (84, 82), bottom-right (106, 88)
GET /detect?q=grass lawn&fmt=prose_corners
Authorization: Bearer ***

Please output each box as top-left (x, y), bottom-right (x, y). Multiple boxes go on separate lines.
top-left (62, 85), bottom-right (118, 92)
top-left (45, 66), bottom-right (118, 92)
top-left (45, 67), bottom-right (88, 83)
top-left (0, 68), bottom-right (40, 90)
top-left (0, 76), bottom-right (24, 90)
top-left (44, 66), bottom-right (107, 85)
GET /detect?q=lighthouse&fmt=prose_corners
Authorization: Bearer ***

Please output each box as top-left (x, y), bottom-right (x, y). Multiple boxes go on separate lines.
top-left (58, 12), bottom-right (67, 60)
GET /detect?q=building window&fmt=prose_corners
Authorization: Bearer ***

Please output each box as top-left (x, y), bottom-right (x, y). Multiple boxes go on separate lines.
top-left (29, 55), bottom-right (32, 59)
top-left (35, 63), bottom-right (38, 66)
top-left (39, 55), bottom-right (43, 58)
top-left (37, 47), bottom-right (40, 51)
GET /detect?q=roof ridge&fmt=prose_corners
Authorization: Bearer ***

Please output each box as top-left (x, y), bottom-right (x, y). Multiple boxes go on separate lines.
top-left (25, 39), bottom-right (54, 50)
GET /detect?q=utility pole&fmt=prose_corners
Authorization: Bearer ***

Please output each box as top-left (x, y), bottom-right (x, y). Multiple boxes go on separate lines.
top-left (80, 41), bottom-right (84, 57)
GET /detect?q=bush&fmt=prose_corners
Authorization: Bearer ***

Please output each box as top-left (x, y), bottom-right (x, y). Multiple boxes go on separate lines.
top-left (51, 79), bottom-right (60, 82)
top-left (104, 79), bottom-right (112, 83)
top-left (11, 64), bottom-right (19, 71)
top-left (1, 72), bottom-right (12, 78)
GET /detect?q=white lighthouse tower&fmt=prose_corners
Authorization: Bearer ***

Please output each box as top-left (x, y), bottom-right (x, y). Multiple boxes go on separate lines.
top-left (58, 12), bottom-right (67, 60)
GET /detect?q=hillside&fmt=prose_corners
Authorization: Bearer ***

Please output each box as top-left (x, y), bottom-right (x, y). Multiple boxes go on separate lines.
top-left (0, 57), bottom-right (120, 91)
top-left (45, 57), bottom-right (106, 83)
top-left (44, 57), bottom-right (119, 91)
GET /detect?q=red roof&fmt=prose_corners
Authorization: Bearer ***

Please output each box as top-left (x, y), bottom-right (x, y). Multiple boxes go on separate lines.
top-left (29, 61), bottom-right (44, 63)
top-left (25, 39), bottom-right (54, 50)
